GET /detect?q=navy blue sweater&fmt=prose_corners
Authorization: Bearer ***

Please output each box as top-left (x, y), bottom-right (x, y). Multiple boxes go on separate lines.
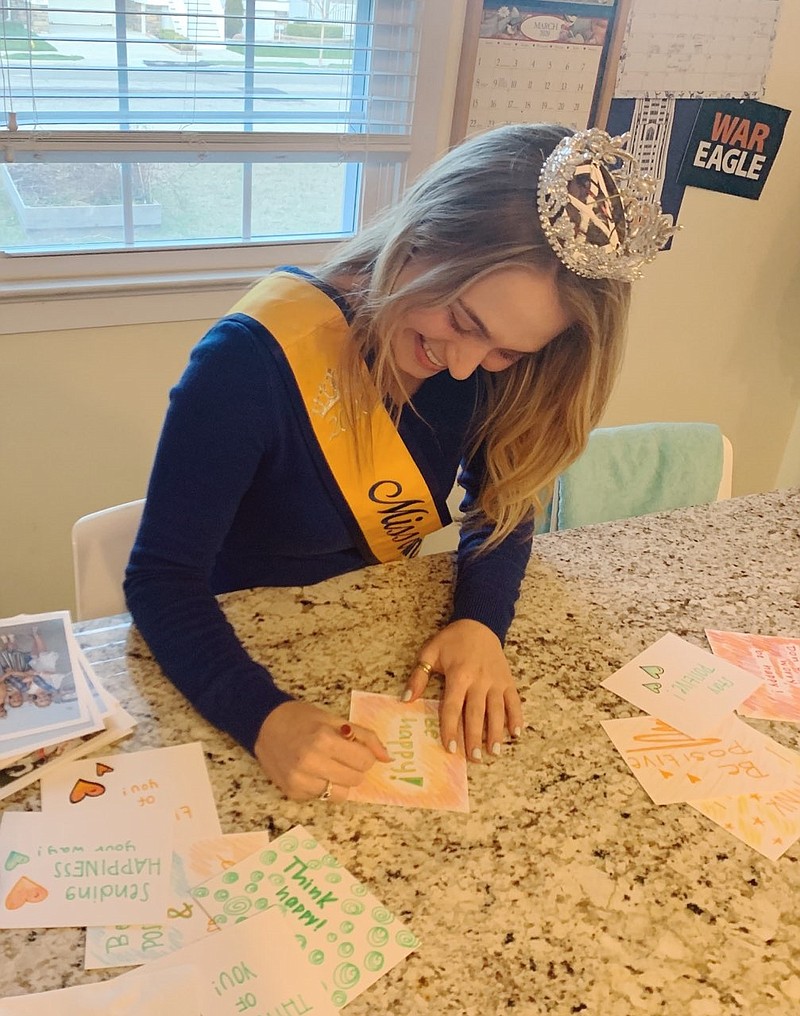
top-left (125, 272), bottom-right (532, 752)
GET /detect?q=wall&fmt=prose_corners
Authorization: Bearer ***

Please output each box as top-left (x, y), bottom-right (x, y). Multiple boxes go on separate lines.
top-left (1, 3), bottom-right (799, 618)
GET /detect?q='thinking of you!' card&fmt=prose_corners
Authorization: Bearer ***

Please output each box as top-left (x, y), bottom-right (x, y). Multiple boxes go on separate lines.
top-left (601, 634), bottom-right (763, 736)
top-left (601, 714), bottom-right (798, 805)
top-left (191, 824), bottom-right (420, 1009)
top-left (706, 629), bottom-right (800, 723)
top-left (120, 908), bottom-right (338, 1016)
top-left (347, 691), bottom-right (469, 812)
top-left (0, 809), bottom-right (173, 928)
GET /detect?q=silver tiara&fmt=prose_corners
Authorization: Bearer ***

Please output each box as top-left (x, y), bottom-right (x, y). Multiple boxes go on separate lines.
top-left (537, 128), bottom-right (677, 283)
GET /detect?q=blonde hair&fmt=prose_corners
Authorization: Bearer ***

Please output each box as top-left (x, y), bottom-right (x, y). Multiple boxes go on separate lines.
top-left (319, 123), bottom-right (631, 547)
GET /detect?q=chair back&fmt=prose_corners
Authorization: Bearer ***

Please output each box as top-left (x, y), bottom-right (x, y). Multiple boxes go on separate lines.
top-left (551, 423), bottom-right (733, 532)
top-left (71, 499), bottom-right (145, 620)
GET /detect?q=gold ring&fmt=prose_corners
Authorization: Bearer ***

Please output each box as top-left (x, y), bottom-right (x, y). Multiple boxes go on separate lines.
top-left (415, 661), bottom-right (433, 677)
top-left (318, 779), bottom-right (333, 801)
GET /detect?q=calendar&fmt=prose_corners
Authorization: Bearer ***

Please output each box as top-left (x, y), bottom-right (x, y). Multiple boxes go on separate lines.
top-left (453, 2), bottom-right (628, 142)
top-left (468, 39), bottom-right (602, 135)
top-left (615, 0), bottom-right (783, 99)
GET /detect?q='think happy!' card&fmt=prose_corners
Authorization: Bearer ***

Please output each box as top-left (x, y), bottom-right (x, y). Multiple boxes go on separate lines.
top-left (347, 691), bottom-right (469, 812)
top-left (601, 634), bottom-right (763, 736)
top-left (191, 825), bottom-right (420, 1009)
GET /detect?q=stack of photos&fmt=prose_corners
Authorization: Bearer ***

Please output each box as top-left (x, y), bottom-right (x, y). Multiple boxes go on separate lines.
top-left (0, 612), bottom-right (135, 800)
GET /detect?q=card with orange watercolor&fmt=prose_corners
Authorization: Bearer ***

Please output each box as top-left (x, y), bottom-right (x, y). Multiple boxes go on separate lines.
top-left (84, 831), bottom-right (271, 969)
top-left (0, 809), bottom-right (172, 928)
top-left (601, 633), bottom-right (763, 736)
top-left (690, 744), bottom-right (800, 861)
top-left (346, 691), bottom-right (469, 812)
top-left (601, 714), bottom-right (797, 805)
top-left (706, 629), bottom-right (800, 723)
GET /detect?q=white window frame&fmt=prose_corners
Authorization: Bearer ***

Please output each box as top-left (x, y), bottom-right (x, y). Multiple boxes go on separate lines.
top-left (0, 2), bottom-right (467, 335)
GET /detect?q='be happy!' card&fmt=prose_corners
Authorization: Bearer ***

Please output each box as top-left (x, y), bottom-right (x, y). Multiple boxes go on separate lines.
top-left (601, 634), bottom-right (763, 736)
top-left (601, 714), bottom-right (797, 805)
top-left (347, 691), bottom-right (469, 812)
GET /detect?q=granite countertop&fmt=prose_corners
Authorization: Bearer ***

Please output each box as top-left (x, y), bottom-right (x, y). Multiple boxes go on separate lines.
top-left (2, 489), bottom-right (799, 1014)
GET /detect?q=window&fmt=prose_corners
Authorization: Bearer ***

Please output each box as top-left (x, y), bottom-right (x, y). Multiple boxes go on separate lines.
top-left (0, 1), bottom-right (458, 321)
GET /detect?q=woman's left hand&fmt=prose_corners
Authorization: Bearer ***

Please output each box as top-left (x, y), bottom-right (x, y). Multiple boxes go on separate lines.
top-left (403, 619), bottom-right (523, 761)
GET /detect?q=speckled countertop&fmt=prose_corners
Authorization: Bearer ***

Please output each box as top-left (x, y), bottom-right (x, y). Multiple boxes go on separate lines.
top-left (2, 490), bottom-right (799, 1014)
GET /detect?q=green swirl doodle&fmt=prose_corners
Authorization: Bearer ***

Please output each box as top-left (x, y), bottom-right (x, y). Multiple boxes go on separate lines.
top-left (339, 920), bottom-right (355, 934)
top-left (192, 886), bottom-right (209, 898)
top-left (244, 882), bottom-right (259, 894)
top-left (371, 906), bottom-right (393, 924)
top-left (338, 941), bottom-right (355, 958)
top-left (325, 872), bottom-right (342, 884)
top-left (364, 951), bottom-right (384, 973)
top-left (351, 882), bottom-right (368, 897)
top-left (308, 950), bottom-right (326, 966)
top-left (213, 889), bottom-right (229, 902)
top-left (333, 962), bottom-right (360, 989)
top-left (396, 930), bottom-right (420, 948)
top-left (341, 899), bottom-right (364, 916)
top-left (367, 926), bottom-right (389, 947)
top-left (259, 850), bottom-right (277, 865)
top-left (279, 836), bottom-right (299, 852)
top-left (250, 870), bottom-right (264, 882)
top-left (223, 896), bottom-right (252, 917)
top-left (332, 991), bottom-right (347, 1007)
top-left (221, 871), bottom-right (239, 884)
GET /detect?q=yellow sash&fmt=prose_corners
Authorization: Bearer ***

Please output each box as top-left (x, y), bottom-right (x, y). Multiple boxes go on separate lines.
top-left (228, 272), bottom-right (445, 562)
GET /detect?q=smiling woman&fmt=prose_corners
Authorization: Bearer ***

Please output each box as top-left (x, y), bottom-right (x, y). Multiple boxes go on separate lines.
top-left (124, 121), bottom-right (672, 805)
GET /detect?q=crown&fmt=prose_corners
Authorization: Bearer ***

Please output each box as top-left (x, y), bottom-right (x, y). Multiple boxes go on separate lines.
top-left (537, 128), bottom-right (677, 283)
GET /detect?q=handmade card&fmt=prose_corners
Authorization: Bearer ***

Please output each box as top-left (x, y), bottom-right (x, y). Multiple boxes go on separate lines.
top-left (121, 908), bottom-right (338, 1016)
top-left (40, 742), bottom-right (221, 850)
top-left (706, 629), bottom-right (800, 723)
top-left (601, 714), bottom-right (797, 805)
top-left (85, 831), bottom-right (272, 969)
top-left (601, 634), bottom-right (763, 736)
top-left (191, 825), bottom-right (420, 1009)
top-left (0, 809), bottom-right (173, 927)
top-left (347, 691), bottom-right (469, 812)
top-left (0, 966), bottom-right (200, 1015)
top-left (690, 746), bottom-right (800, 861)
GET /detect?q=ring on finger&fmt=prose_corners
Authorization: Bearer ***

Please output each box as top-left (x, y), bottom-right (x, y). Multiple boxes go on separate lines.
top-left (414, 660), bottom-right (433, 677)
top-left (318, 779), bottom-right (333, 801)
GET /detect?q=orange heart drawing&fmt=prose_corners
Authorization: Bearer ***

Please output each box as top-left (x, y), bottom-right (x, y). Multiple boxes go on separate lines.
top-left (69, 778), bottom-right (106, 804)
top-left (95, 762), bottom-right (114, 776)
top-left (5, 876), bottom-right (48, 910)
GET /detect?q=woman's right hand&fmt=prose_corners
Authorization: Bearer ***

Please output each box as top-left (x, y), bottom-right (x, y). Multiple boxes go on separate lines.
top-left (253, 700), bottom-right (391, 802)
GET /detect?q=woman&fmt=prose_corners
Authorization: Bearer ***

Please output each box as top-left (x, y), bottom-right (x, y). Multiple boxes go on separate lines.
top-left (125, 123), bottom-right (672, 802)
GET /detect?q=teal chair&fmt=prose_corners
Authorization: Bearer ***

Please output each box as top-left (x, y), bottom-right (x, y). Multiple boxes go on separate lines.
top-left (550, 422), bottom-right (733, 531)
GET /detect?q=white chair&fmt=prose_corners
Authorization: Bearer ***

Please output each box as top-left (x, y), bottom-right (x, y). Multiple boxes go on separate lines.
top-left (71, 499), bottom-right (145, 620)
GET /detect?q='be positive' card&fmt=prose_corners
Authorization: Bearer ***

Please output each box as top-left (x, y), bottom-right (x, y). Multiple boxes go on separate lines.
top-left (601, 714), bottom-right (797, 805)
top-left (601, 634), bottom-right (763, 736)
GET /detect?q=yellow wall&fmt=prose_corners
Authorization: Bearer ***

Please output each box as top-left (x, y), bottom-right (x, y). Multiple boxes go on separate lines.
top-left (2, 6), bottom-right (799, 618)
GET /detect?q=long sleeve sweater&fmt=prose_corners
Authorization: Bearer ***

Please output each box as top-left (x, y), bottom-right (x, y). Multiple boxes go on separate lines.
top-left (124, 270), bottom-right (533, 752)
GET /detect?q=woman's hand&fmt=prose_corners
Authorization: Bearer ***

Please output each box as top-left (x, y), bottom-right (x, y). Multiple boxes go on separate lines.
top-left (403, 619), bottom-right (522, 762)
top-left (254, 701), bottom-right (391, 802)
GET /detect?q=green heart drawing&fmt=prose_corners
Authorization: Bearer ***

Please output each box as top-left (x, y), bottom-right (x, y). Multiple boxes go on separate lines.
top-left (5, 851), bottom-right (30, 871)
